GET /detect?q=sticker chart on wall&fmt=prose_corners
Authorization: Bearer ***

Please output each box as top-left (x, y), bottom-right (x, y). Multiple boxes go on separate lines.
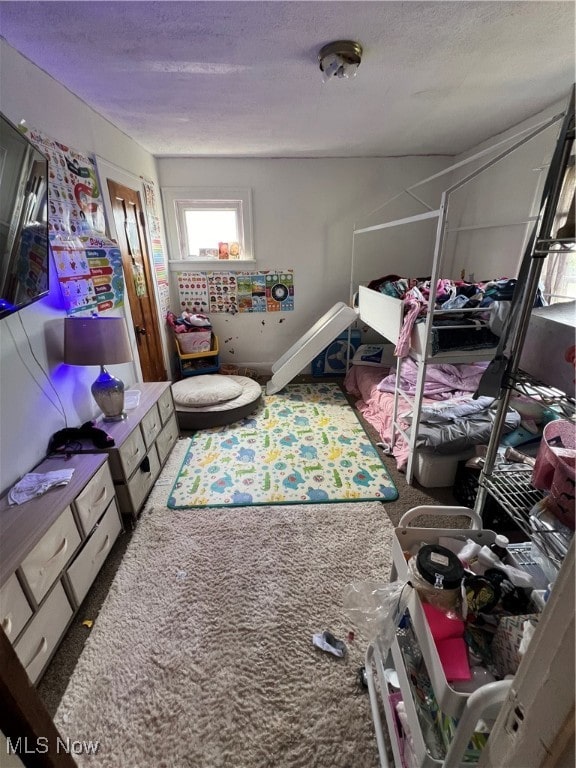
top-left (177, 271), bottom-right (294, 314)
top-left (25, 127), bottom-right (124, 314)
top-left (142, 178), bottom-right (170, 317)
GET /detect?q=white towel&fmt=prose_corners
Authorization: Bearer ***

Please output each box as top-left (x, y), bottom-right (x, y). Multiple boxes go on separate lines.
top-left (8, 469), bottom-right (75, 505)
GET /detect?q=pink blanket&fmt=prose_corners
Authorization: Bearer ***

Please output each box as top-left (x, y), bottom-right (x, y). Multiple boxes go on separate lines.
top-left (344, 365), bottom-right (419, 471)
top-left (377, 357), bottom-right (489, 399)
top-left (344, 361), bottom-right (493, 472)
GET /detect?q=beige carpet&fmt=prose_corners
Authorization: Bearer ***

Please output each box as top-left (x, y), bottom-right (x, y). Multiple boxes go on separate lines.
top-left (54, 439), bottom-right (397, 767)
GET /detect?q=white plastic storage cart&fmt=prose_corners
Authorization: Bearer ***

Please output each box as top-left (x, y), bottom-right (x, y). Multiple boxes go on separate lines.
top-left (364, 506), bottom-right (515, 768)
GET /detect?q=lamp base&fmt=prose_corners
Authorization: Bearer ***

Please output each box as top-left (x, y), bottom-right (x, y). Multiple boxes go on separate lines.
top-left (92, 365), bottom-right (127, 421)
top-left (102, 412), bottom-right (127, 423)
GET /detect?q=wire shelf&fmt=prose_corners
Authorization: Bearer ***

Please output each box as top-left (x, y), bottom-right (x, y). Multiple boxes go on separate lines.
top-left (480, 468), bottom-right (572, 569)
top-left (511, 371), bottom-right (576, 418)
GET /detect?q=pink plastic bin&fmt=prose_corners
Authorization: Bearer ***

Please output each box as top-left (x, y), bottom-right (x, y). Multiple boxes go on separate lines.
top-left (532, 419), bottom-right (576, 529)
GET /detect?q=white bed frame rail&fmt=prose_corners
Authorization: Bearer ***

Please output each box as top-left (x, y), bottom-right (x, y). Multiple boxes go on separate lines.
top-left (351, 109), bottom-right (566, 484)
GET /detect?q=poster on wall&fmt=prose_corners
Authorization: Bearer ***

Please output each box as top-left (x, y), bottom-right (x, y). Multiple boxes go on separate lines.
top-left (265, 272), bottom-right (294, 312)
top-left (51, 235), bottom-right (124, 314)
top-left (142, 178), bottom-right (171, 317)
top-left (24, 127), bottom-right (124, 313)
top-left (176, 270), bottom-right (294, 314)
top-left (26, 127), bottom-right (106, 237)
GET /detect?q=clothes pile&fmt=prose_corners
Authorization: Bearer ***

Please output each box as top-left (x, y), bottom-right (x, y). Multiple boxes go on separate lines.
top-left (166, 310), bottom-right (212, 334)
top-left (366, 275), bottom-right (524, 358)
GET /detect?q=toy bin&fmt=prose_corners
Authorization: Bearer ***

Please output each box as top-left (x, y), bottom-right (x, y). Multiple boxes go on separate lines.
top-left (176, 334), bottom-right (219, 377)
top-left (175, 328), bottom-right (212, 354)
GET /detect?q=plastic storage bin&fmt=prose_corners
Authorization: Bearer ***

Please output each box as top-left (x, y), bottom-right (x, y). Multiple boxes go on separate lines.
top-left (532, 419), bottom-right (576, 529)
top-left (176, 329), bottom-right (212, 354)
top-left (414, 449), bottom-right (474, 488)
top-left (176, 334), bottom-right (219, 377)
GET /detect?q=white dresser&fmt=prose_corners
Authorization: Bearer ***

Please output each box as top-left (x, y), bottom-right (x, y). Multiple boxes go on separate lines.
top-left (0, 453), bottom-right (122, 684)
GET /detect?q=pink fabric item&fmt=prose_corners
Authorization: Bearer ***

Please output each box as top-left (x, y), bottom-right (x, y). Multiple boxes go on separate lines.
top-left (344, 364), bottom-right (436, 471)
top-left (344, 361), bottom-right (490, 472)
top-left (394, 298), bottom-right (422, 358)
top-left (378, 358), bottom-right (489, 400)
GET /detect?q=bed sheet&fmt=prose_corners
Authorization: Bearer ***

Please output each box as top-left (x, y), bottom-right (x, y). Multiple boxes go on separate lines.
top-left (344, 364), bottom-right (424, 471)
top-left (344, 364), bottom-right (519, 472)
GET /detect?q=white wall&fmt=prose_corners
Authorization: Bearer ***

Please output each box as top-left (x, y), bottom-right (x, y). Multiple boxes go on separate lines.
top-left (0, 41), bottom-right (159, 491)
top-left (0, 36), bottom-right (567, 494)
top-left (157, 155), bottom-right (451, 368)
top-left (444, 99), bottom-right (567, 280)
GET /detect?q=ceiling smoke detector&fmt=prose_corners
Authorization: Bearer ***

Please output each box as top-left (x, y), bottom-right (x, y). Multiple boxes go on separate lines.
top-left (318, 40), bottom-right (363, 82)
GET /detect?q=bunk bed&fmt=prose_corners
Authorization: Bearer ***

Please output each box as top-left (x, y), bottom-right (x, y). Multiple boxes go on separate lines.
top-left (348, 107), bottom-right (568, 485)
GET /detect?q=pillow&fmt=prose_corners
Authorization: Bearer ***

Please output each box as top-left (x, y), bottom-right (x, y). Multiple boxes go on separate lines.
top-left (172, 375), bottom-right (243, 407)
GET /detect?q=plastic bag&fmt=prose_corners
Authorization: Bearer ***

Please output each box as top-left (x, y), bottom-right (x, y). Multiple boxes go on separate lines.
top-left (343, 579), bottom-right (413, 652)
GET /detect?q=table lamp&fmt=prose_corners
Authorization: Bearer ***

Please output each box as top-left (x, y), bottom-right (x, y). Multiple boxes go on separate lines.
top-left (64, 316), bottom-right (133, 421)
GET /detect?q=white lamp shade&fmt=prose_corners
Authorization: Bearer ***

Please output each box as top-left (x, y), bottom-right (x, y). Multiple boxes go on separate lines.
top-left (64, 316), bottom-right (133, 366)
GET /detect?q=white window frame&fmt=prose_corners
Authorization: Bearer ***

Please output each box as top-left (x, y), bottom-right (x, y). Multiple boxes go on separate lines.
top-left (161, 187), bottom-right (255, 270)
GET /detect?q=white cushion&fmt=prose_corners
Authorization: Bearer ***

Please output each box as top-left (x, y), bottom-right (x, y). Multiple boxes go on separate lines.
top-left (172, 375), bottom-right (243, 407)
top-left (175, 376), bottom-right (261, 413)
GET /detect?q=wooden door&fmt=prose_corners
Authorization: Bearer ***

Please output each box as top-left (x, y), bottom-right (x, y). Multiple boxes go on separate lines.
top-left (106, 180), bottom-right (166, 382)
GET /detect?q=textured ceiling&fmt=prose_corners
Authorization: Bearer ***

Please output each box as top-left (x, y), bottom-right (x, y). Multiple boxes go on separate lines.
top-left (0, 1), bottom-right (574, 157)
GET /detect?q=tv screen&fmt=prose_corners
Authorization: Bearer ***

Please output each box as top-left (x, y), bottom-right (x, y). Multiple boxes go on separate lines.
top-left (0, 111), bottom-right (49, 319)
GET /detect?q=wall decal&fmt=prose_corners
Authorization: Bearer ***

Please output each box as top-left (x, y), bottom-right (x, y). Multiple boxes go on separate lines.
top-left (177, 270), bottom-right (294, 314)
top-left (24, 127), bottom-right (124, 314)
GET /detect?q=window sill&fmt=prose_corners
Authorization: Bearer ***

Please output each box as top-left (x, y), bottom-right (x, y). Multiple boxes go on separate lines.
top-left (168, 259), bottom-right (257, 271)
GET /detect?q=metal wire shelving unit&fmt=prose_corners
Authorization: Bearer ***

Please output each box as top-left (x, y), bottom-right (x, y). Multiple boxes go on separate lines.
top-left (474, 87), bottom-right (575, 575)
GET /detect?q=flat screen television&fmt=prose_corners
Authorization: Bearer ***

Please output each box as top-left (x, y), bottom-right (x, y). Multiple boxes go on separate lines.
top-left (0, 111), bottom-right (49, 319)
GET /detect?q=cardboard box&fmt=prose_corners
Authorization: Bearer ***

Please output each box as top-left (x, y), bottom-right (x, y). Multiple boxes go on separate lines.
top-left (311, 329), bottom-right (361, 376)
top-left (520, 301), bottom-right (576, 396)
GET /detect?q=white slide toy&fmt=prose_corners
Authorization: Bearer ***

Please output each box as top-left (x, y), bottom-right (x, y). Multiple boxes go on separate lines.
top-left (266, 302), bottom-right (359, 395)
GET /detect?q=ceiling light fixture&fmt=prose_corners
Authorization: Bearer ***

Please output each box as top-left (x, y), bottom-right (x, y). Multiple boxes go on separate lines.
top-left (318, 40), bottom-right (363, 83)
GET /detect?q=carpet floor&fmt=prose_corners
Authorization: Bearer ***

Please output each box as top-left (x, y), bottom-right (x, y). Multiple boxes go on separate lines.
top-left (38, 377), bottom-right (466, 768)
top-left (53, 439), bottom-right (395, 767)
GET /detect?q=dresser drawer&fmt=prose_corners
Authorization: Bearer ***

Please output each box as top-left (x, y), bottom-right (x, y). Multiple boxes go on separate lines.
top-left (141, 404), bottom-right (162, 448)
top-left (156, 413), bottom-right (179, 465)
top-left (115, 427), bottom-right (147, 480)
top-left (0, 572), bottom-right (32, 643)
top-left (67, 499), bottom-right (122, 606)
top-left (20, 506), bottom-right (81, 604)
top-left (120, 447), bottom-right (160, 516)
top-left (73, 461), bottom-right (116, 536)
top-left (158, 387), bottom-right (175, 424)
top-left (14, 581), bottom-right (73, 684)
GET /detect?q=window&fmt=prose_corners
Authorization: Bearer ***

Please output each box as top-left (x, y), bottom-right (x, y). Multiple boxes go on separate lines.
top-left (540, 157), bottom-right (575, 304)
top-left (162, 187), bottom-right (254, 267)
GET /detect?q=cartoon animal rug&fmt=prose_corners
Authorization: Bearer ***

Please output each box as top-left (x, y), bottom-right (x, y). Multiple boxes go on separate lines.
top-left (168, 382), bottom-right (398, 509)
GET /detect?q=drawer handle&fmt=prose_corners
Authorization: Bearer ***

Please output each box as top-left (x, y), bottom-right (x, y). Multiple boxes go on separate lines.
top-left (94, 486), bottom-right (108, 505)
top-left (26, 636), bottom-right (48, 669)
top-left (1, 616), bottom-right (12, 636)
top-left (96, 534), bottom-right (111, 556)
top-left (46, 537), bottom-right (68, 564)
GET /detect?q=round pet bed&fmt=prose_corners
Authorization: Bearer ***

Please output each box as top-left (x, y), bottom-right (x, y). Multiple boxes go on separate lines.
top-left (172, 374), bottom-right (262, 430)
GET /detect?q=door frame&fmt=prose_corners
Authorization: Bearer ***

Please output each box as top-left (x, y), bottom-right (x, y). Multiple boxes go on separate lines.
top-left (96, 157), bottom-right (170, 380)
